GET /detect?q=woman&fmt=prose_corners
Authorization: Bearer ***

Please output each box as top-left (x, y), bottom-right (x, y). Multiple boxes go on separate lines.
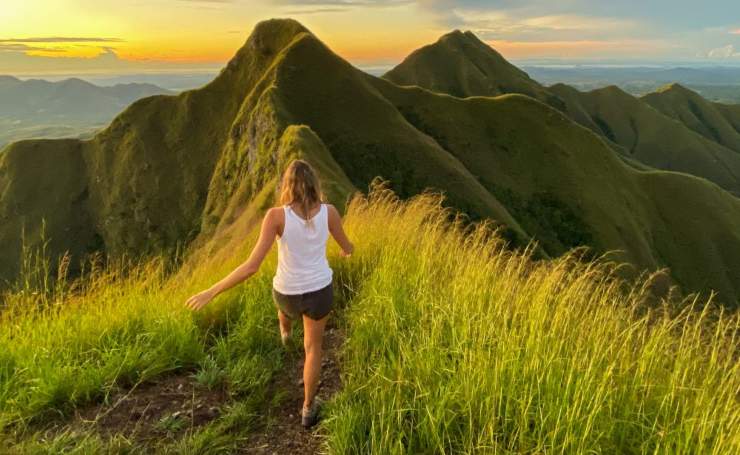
top-left (184, 159), bottom-right (354, 428)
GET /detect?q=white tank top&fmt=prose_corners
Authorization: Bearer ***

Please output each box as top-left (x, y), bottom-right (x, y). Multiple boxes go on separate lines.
top-left (272, 204), bottom-right (333, 295)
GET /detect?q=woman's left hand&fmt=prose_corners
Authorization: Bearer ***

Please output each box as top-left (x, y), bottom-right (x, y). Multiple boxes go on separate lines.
top-left (184, 289), bottom-right (216, 311)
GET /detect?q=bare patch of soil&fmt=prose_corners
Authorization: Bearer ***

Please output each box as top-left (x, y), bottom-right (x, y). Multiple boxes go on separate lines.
top-left (31, 321), bottom-right (345, 453)
top-left (45, 373), bottom-right (230, 445)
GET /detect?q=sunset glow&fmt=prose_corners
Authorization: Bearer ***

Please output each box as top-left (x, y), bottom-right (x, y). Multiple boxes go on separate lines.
top-left (1, 1), bottom-right (740, 75)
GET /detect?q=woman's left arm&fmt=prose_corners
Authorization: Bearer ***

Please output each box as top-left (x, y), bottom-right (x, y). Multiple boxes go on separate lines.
top-left (185, 208), bottom-right (280, 311)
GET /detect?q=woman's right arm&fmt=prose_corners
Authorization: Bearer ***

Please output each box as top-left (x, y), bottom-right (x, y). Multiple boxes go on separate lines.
top-left (327, 204), bottom-right (354, 257)
top-left (184, 208), bottom-right (281, 311)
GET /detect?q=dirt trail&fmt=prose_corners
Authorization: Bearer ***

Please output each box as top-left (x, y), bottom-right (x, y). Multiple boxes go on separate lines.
top-left (243, 323), bottom-right (344, 454)
top-left (38, 321), bottom-right (344, 453)
top-left (48, 373), bottom-right (230, 445)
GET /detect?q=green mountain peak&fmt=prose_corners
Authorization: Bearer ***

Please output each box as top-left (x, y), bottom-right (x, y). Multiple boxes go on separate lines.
top-left (1, 19), bottom-right (740, 306)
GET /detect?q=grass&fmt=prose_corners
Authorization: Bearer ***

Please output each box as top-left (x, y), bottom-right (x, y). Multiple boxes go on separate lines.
top-left (642, 83), bottom-right (740, 154)
top-left (326, 188), bottom-right (739, 454)
top-left (380, 26), bottom-right (740, 199)
top-left (1, 186), bottom-right (738, 453)
top-left (0, 216), bottom-right (285, 452)
top-left (4, 18), bottom-right (740, 308)
top-left (549, 83), bottom-right (740, 196)
top-left (382, 30), bottom-right (561, 109)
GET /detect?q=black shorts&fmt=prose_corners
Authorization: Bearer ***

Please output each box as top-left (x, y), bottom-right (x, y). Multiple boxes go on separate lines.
top-left (272, 282), bottom-right (333, 321)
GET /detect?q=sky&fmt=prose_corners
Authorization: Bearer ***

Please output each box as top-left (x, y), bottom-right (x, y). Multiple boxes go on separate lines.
top-left (2, 0), bottom-right (740, 75)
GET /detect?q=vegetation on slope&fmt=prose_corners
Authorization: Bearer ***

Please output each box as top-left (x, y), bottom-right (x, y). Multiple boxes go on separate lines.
top-left (1, 188), bottom-right (738, 453)
top-left (549, 83), bottom-right (740, 196)
top-left (642, 83), bottom-right (740, 153)
top-left (369, 81), bottom-right (740, 303)
top-left (0, 197), bottom-right (288, 453)
top-left (2, 18), bottom-right (740, 308)
top-left (0, 20), bottom-right (316, 283)
top-left (383, 30), bottom-right (561, 109)
top-left (383, 30), bottom-right (740, 196)
top-left (328, 188), bottom-right (739, 454)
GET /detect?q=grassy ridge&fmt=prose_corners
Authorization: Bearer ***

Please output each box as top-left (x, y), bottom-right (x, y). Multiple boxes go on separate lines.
top-left (642, 83), bottom-right (740, 153)
top-left (549, 83), bottom-right (740, 196)
top-left (328, 188), bottom-right (739, 454)
top-left (0, 216), bottom-right (286, 452)
top-left (370, 82), bottom-right (740, 304)
top-left (1, 188), bottom-right (737, 453)
top-left (382, 29), bottom-right (740, 196)
top-left (2, 18), bottom-right (740, 314)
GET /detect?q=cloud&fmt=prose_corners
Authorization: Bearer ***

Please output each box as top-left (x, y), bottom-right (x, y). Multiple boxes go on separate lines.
top-left (445, 9), bottom-right (640, 42)
top-left (283, 7), bottom-right (348, 14)
top-left (488, 38), bottom-right (675, 60)
top-left (272, 0), bottom-right (408, 4)
top-left (0, 37), bottom-right (124, 43)
top-left (520, 15), bottom-right (637, 33)
top-left (268, 0), bottom-right (413, 16)
top-left (706, 44), bottom-right (740, 59)
top-left (269, 0), bottom-right (411, 11)
top-left (0, 43), bottom-right (65, 53)
top-left (731, 29), bottom-right (740, 35)
top-left (0, 37), bottom-right (125, 60)
top-left (0, 46), bottom-right (221, 75)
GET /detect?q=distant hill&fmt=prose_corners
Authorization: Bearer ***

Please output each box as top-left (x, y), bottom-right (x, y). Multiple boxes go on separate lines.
top-left (642, 83), bottom-right (740, 153)
top-left (1, 19), bottom-right (740, 304)
top-left (385, 32), bottom-right (740, 197)
top-left (0, 76), bottom-right (172, 148)
top-left (549, 83), bottom-right (740, 195)
top-left (524, 65), bottom-right (740, 103)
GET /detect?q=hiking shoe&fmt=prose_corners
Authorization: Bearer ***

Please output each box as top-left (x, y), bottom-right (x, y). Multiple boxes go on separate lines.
top-left (301, 399), bottom-right (321, 428)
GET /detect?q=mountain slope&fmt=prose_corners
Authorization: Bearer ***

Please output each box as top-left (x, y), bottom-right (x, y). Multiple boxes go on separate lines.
top-left (369, 82), bottom-right (740, 300)
top-left (385, 31), bottom-right (740, 196)
top-left (1, 19), bottom-right (740, 304)
top-left (0, 20), bottom-right (313, 281)
top-left (550, 83), bottom-right (740, 196)
top-left (642, 83), bottom-right (740, 153)
top-left (383, 30), bottom-right (562, 109)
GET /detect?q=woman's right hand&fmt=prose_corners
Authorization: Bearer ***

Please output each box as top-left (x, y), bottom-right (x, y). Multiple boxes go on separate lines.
top-left (184, 289), bottom-right (216, 311)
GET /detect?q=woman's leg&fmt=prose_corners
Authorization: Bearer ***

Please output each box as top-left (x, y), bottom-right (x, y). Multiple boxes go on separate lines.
top-left (302, 314), bottom-right (328, 407)
top-left (278, 309), bottom-right (292, 337)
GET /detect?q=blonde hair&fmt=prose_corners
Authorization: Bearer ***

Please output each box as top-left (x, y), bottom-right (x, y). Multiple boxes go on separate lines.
top-left (279, 159), bottom-right (323, 227)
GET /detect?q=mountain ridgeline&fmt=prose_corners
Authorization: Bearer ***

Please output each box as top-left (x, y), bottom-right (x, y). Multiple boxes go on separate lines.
top-left (0, 77), bottom-right (172, 148)
top-left (1, 19), bottom-right (740, 305)
top-left (383, 31), bottom-right (740, 197)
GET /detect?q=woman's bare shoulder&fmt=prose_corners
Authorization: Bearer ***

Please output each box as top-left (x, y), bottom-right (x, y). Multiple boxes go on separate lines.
top-left (326, 204), bottom-right (342, 223)
top-left (264, 206), bottom-right (285, 222)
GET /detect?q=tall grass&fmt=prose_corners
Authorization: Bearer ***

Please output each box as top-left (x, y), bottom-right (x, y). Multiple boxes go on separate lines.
top-left (1, 187), bottom-right (738, 453)
top-left (0, 225), bottom-right (285, 450)
top-left (326, 187), bottom-right (739, 454)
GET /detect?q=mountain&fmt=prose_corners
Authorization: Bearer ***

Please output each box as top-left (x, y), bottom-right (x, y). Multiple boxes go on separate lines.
top-left (549, 83), bottom-right (740, 195)
top-left (642, 83), bottom-right (740, 153)
top-left (384, 31), bottom-right (740, 197)
top-left (1, 19), bottom-right (740, 304)
top-left (0, 77), bottom-right (172, 148)
top-left (383, 30), bottom-right (562, 109)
